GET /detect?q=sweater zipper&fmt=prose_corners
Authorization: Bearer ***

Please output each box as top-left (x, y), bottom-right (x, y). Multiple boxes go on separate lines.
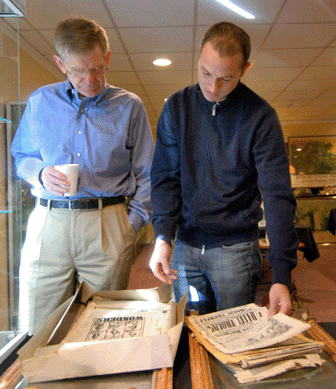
top-left (212, 102), bottom-right (219, 116)
top-left (202, 104), bottom-right (217, 251)
top-left (191, 102), bottom-right (217, 246)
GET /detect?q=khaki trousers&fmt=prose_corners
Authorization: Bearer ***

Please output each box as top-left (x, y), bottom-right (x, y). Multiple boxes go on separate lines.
top-left (19, 203), bottom-right (137, 334)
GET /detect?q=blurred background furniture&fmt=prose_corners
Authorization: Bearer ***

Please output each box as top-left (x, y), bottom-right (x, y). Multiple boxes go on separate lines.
top-left (328, 209), bottom-right (336, 235)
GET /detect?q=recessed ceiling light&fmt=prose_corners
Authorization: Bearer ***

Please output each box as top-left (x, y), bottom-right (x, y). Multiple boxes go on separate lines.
top-left (153, 58), bottom-right (172, 67)
top-left (215, 0), bottom-right (255, 19)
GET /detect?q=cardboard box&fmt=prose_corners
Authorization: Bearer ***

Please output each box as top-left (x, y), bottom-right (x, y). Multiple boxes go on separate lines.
top-left (18, 282), bottom-right (187, 384)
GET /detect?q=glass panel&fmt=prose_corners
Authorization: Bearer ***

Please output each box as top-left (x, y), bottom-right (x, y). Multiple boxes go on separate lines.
top-left (0, 2), bottom-right (16, 16)
top-left (0, 15), bottom-right (27, 364)
top-left (0, 0), bottom-right (25, 17)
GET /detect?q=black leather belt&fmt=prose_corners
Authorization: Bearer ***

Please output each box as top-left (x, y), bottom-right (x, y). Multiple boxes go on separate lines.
top-left (39, 196), bottom-right (125, 210)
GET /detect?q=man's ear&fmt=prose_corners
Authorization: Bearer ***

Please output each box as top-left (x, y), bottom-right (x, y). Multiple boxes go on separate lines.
top-left (53, 55), bottom-right (67, 75)
top-left (241, 61), bottom-right (251, 78)
top-left (105, 51), bottom-right (111, 69)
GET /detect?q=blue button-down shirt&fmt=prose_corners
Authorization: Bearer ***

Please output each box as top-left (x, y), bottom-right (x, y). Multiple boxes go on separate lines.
top-left (11, 80), bottom-right (154, 231)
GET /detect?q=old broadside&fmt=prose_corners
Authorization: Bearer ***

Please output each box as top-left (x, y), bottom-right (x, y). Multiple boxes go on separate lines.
top-left (186, 303), bottom-right (325, 383)
top-left (188, 303), bottom-right (312, 354)
top-left (63, 296), bottom-right (175, 343)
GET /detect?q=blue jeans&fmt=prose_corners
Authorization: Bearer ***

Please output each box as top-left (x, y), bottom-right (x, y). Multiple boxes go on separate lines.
top-left (171, 239), bottom-right (263, 315)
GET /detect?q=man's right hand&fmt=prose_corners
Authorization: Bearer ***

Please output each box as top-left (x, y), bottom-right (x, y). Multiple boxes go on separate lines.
top-left (149, 238), bottom-right (178, 284)
top-left (40, 166), bottom-right (70, 196)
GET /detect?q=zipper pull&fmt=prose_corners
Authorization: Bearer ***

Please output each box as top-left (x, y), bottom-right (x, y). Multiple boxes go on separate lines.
top-left (212, 103), bottom-right (216, 116)
top-left (201, 245), bottom-right (205, 255)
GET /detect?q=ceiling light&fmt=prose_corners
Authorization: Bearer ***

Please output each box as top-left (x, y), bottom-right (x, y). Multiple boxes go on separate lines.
top-left (215, 0), bottom-right (255, 19)
top-left (153, 58), bottom-right (172, 67)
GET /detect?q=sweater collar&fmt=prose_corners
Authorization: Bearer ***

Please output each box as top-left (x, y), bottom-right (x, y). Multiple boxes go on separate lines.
top-left (196, 81), bottom-right (243, 106)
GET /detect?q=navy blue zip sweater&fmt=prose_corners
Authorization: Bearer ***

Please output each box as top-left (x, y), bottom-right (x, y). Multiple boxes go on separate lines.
top-left (151, 82), bottom-right (299, 287)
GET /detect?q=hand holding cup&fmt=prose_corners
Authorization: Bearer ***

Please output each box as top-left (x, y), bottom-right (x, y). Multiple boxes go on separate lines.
top-left (54, 164), bottom-right (79, 196)
top-left (41, 164), bottom-right (79, 196)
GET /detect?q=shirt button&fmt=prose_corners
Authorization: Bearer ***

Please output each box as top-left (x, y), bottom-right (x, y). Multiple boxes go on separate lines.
top-left (77, 153), bottom-right (81, 157)
top-left (78, 131), bottom-right (82, 134)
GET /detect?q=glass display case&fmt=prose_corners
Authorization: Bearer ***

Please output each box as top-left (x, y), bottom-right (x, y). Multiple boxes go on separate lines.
top-left (0, 0), bottom-right (27, 365)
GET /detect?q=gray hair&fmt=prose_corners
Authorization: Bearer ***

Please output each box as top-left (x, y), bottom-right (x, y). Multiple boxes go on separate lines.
top-left (54, 17), bottom-right (110, 59)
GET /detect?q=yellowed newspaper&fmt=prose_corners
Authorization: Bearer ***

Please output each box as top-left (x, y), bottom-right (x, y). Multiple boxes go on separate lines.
top-left (62, 296), bottom-right (175, 343)
top-left (188, 303), bottom-right (312, 354)
top-left (227, 353), bottom-right (325, 383)
top-left (187, 303), bottom-right (326, 383)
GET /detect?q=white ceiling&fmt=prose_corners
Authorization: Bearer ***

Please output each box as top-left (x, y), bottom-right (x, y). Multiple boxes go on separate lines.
top-left (3, 0), bottom-right (336, 130)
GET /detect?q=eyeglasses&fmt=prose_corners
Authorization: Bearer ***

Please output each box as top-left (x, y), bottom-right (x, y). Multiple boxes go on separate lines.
top-left (65, 64), bottom-right (106, 78)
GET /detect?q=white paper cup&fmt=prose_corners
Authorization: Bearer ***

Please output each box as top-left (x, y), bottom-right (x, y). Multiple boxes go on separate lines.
top-left (54, 164), bottom-right (79, 197)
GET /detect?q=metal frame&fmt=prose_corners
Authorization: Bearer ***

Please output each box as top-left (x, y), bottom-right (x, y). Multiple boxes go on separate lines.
top-left (5, 101), bottom-right (27, 331)
top-left (1, 0), bottom-right (25, 17)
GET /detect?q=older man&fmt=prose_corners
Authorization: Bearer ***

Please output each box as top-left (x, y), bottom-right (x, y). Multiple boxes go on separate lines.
top-left (12, 17), bottom-right (154, 334)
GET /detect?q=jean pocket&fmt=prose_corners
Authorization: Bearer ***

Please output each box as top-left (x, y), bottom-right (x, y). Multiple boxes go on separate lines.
top-left (221, 241), bottom-right (252, 251)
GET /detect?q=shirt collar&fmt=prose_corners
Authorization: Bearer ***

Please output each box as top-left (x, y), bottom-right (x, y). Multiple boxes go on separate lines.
top-left (65, 79), bottom-right (108, 104)
top-left (94, 82), bottom-right (108, 104)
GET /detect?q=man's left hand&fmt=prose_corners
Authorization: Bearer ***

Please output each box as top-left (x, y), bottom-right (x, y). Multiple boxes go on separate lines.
top-left (268, 283), bottom-right (293, 316)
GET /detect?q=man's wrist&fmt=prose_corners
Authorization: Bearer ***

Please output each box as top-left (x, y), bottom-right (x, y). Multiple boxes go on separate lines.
top-left (156, 235), bottom-right (172, 246)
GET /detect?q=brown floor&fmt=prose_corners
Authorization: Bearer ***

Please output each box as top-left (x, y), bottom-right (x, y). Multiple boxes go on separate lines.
top-left (128, 240), bottom-right (336, 325)
top-left (291, 243), bottom-right (336, 323)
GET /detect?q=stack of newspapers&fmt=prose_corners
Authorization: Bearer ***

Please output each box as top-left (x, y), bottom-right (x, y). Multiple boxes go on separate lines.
top-left (185, 303), bottom-right (325, 383)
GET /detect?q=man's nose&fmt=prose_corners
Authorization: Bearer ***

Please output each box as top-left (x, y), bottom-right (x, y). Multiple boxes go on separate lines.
top-left (208, 78), bottom-right (222, 92)
top-left (84, 69), bottom-right (97, 82)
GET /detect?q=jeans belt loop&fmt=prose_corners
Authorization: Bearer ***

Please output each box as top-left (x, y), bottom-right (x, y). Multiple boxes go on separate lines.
top-left (98, 198), bottom-right (103, 210)
top-left (47, 199), bottom-right (52, 211)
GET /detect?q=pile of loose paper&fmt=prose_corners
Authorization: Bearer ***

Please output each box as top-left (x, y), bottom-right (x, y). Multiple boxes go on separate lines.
top-left (186, 303), bottom-right (325, 383)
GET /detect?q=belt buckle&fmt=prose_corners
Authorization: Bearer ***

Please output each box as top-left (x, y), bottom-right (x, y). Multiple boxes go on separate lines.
top-left (77, 198), bottom-right (90, 210)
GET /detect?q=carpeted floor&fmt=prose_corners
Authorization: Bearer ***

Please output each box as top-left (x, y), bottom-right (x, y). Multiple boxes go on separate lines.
top-left (128, 242), bottom-right (336, 324)
top-left (291, 244), bottom-right (336, 323)
top-left (128, 244), bottom-right (162, 290)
